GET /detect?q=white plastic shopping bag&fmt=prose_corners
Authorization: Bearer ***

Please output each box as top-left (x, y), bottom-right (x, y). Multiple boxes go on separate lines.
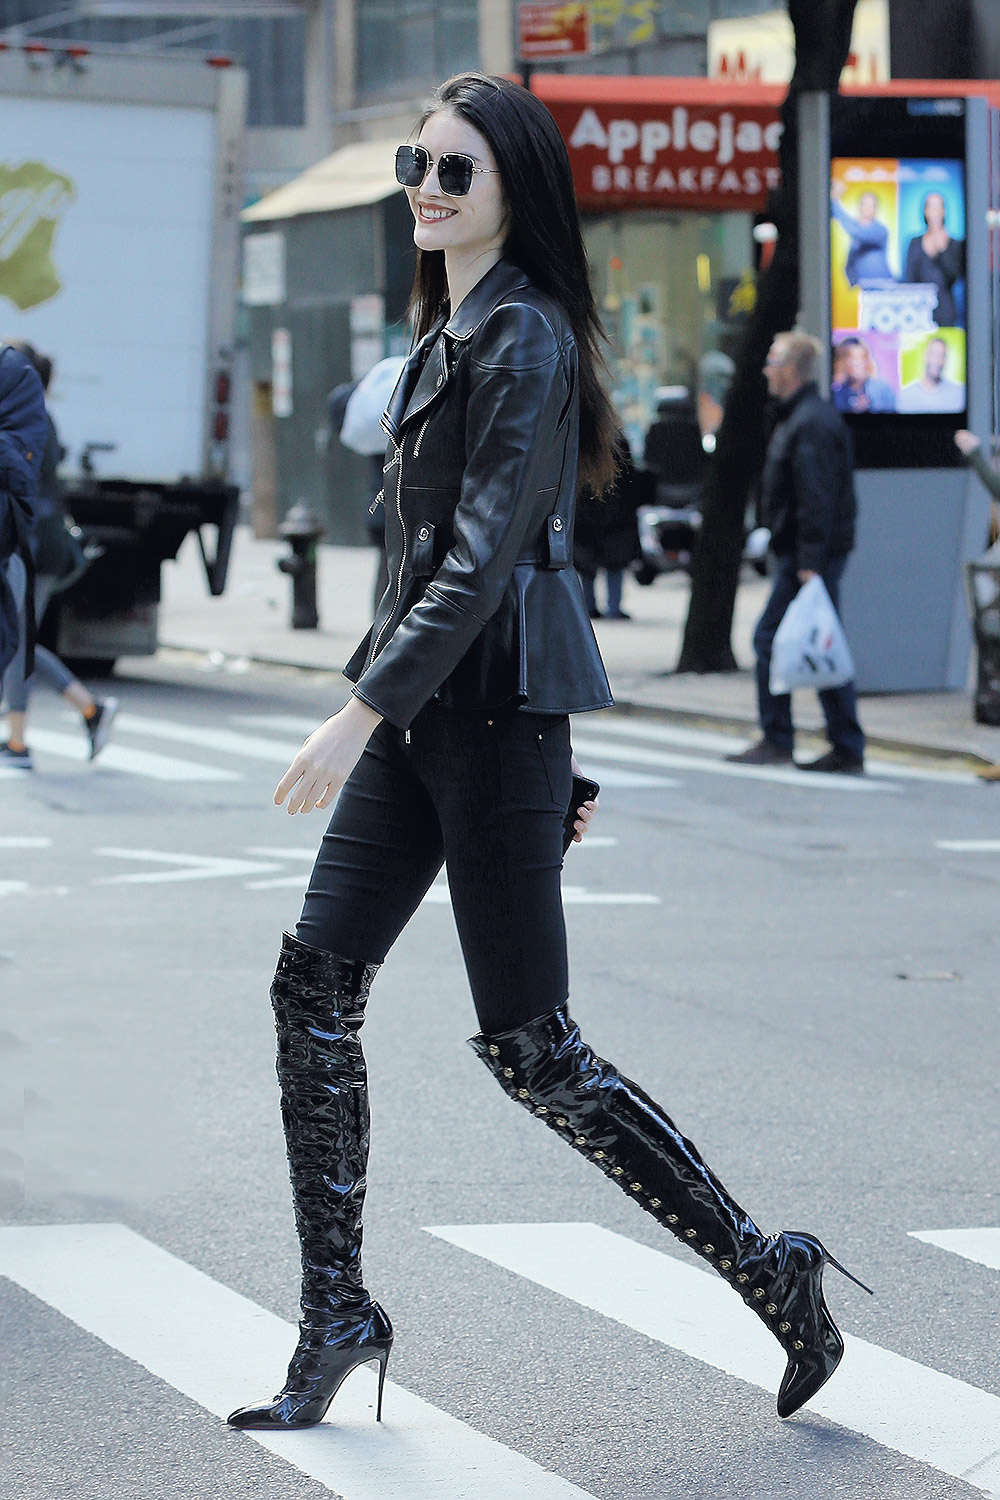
top-left (769, 575), bottom-right (855, 695)
top-left (340, 356), bottom-right (407, 455)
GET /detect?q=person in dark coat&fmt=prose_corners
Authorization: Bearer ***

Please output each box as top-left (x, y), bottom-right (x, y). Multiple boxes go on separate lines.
top-left (728, 331), bottom-right (866, 774)
top-left (227, 75), bottom-right (866, 1438)
top-left (0, 341), bottom-right (46, 681)
top-left (574, 434), bottom-right (645, 618)
top-left (1, 345), bottom-right (117, 769)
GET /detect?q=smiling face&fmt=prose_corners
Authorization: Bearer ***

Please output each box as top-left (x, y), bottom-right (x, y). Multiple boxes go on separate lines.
top-left (406, 109), bottom-right (507, 263)
top-left (859, 192), bottom-right (879, 224)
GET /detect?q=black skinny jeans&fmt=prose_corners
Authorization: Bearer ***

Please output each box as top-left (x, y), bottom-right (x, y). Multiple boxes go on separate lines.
top-left (297, 702), bottom-right (573, 1034)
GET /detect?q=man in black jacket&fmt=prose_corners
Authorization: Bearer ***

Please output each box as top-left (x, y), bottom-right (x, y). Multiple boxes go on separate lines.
top-left (727, 332), bottom-right (865, 773)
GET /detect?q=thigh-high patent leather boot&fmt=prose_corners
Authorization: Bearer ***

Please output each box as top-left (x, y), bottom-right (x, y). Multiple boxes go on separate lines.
top-left (228, 933), bottom-right (393, 1430)
top-left (470, 1006), bottom-right (870, 1419)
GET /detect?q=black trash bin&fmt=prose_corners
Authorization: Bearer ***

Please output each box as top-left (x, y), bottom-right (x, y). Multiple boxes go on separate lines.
top-left (965, 558), bottom-right (1000, 725)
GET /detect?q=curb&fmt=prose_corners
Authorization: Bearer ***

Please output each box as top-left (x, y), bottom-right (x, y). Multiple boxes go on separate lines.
top-left (608, 695), bottom-right (999, 771)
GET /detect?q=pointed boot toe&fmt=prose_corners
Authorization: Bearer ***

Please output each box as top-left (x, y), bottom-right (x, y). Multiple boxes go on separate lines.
top-left (741, 1231), bottom-right (870, 1419)
top-left (776, 1328), bottom-right (844, 1418)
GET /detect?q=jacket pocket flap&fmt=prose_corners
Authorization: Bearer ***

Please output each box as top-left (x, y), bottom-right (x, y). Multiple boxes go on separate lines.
top-left (411, 521), bottom-right (435, 576)
top-left (547, 513), bottom-right (569, 569)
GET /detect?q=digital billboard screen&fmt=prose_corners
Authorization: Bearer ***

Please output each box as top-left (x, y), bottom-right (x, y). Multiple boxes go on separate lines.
top-left (830, 156), bottom-right (966, 418)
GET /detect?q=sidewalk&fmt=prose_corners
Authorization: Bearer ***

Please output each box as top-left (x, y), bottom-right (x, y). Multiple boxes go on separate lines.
top-left (159, 527), bottom-right (1000, 767)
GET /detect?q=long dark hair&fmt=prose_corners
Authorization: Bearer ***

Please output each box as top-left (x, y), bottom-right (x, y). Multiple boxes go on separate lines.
top-left (408, 72), bottom-right (618, 494)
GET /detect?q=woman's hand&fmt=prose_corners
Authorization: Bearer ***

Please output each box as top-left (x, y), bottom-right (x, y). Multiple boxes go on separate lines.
top-left (568, 751), bottom-right (598, 845)
top-left (274, 697), bottom-right (382, 815)
top-left (954, 429), bottom-right (981, 458)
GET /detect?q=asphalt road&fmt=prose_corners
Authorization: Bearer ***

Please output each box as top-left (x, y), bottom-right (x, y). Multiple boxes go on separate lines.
top-left (3, 653), bottom-right (1000, 1500)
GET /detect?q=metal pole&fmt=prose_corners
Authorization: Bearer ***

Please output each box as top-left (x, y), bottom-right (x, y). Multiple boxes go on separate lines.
top-left (796, 90), bottom-right (831, 395)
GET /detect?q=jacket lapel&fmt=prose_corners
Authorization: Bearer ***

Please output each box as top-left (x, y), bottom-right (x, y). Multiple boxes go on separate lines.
top-left (381, 319), bottom-right (445, 442)
top-left (398, 336), bottom-right (448, 432)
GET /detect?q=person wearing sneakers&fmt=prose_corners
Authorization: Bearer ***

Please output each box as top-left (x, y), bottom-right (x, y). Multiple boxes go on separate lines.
top-left (1, 344), bottom-right (117, 769)
top-left (728, 331), bottom-right (865, 775)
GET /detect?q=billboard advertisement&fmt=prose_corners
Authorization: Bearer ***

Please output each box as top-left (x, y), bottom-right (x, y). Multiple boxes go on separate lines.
top-left (830, 155), bottom-right (966, 417)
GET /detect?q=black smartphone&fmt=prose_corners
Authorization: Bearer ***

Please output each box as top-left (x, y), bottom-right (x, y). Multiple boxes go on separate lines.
top-left (562, 774), bottom-right (601, 854)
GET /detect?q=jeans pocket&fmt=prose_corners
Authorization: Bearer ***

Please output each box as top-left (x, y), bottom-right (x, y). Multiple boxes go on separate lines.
top-left (533, 716), bottom-right (572, 811)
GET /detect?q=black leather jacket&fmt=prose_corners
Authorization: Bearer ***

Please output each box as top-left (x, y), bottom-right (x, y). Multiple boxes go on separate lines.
top-left (759, 382), bottom-right (857, 573)
top-left (345, 259), bottom-right (613, 729)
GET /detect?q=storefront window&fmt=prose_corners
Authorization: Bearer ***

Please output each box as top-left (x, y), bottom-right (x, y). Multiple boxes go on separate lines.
top-left (583, 210), bottom-right (754, 456)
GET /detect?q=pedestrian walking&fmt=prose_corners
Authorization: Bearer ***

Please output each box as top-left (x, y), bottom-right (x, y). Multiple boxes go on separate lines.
top-left (574, 433), bottom-right (643, 619)
top-left (1, 345), bottom-right (116, 770)
top-left (728, 332), bottom-right (866, 774)
top-left (0, 341), bottom-right (46, 682)
top-left (228, 74), bottom-right (869, 1437)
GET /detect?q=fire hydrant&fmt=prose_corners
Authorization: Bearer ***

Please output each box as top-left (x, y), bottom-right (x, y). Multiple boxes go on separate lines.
top-left (277, 502), bottom-right (325, 630)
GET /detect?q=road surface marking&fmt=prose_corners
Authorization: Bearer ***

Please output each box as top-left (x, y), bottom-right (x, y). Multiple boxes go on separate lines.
top-left (427, 1221), bottom-right (1000, 1498)
top-left (587, 718), bottom-right (751, 754)
top-left (0, 880), bottom-right (29, 896)
top-left (0, 1222), bottom-right (598, 1500)
top-left (564, 836), bottom-right (618, 848)
top-left (246, 846), bottom-right (319, 859)
top-left (245, 875), bottom-right (313, 890)
top-left (422, 882), bottom-right (658, 907)
top-left (910, 1227), bottom-right (1000, 1272)
top-left (572, 735), bottom-right (894, 792)
top-left (26, 728), bottom-right (240, 783)
top-left (569, 762), bottom-right (678, 788)
top-left (94, 849), bottom-right (283, 885)
top-left (114, 713), bottom-right (301, 763)
top-left (0, 836), bottom-right (52, 847)
top-left (936, 840), bottom-right (1000, 852)
top-left (586, 718), bottom-right (981, 786)
top-left (231, 713), bottom-right (320, 736)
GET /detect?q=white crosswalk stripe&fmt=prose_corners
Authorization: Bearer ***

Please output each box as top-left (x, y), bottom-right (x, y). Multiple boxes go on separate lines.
top-left (0, 1223), bottom-right (598, 1500)
top-left (94, 849), bottom-right (284, 885)
top-left (427, 1221), bottom-right (1000, 1498)
top-left (114, 712), bottom-right (301, 763)
top-left (581, 716), bottom-right (981, 786)
top-left (910, 1227), bottom-right (1000, 1272)
top-left (26, 727), bottom-right (240, 782)
top-left (572, 733), bottom-right (895, 792)
top-left (936, 840), bottom-right (1000, 852)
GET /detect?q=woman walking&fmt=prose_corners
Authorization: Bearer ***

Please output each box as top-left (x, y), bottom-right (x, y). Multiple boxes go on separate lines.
top-left (228, 72), bottom-right (868, 1435)
top-left (1, 344), bottom-right (116, 769)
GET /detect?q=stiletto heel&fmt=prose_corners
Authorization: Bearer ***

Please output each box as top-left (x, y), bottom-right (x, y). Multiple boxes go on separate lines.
top-left (825, 1251), bottom-right (874, 1296)
top-left (375, 1345), bottom-right (390, 1421)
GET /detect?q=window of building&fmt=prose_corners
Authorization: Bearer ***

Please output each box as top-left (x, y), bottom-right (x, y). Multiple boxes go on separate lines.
top-left (583, 210), bottom-right (754, 454)
top-left (357, 0), bottom-right (479, 102)
top-left (0, 2), bottom-right (306, 128)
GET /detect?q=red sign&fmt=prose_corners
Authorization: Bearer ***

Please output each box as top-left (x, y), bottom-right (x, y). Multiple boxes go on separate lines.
top-left (518, 3), bottom-right (590, 61)
top-left (543, 95), bottom-right (784, 212)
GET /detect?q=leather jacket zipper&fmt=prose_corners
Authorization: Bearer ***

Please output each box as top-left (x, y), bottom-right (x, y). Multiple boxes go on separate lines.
top-left (370, 459), bottom-right (407, 659)
top-left (368, 489), bottom-right (383, 516)
top-left (412, 412), bottom-right (432, 458)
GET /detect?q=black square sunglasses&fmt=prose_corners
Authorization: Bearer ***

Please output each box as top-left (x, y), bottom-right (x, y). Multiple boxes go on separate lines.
top-left (395, 144), bottom-right (499, 198)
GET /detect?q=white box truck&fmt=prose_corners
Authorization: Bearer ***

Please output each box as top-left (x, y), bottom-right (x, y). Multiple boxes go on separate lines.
top-left (0, 39), bottom-right (247, 671)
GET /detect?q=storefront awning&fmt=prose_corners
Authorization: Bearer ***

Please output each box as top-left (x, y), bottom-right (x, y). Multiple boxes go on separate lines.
top-left (241, 139), bottom-right (400, 223)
